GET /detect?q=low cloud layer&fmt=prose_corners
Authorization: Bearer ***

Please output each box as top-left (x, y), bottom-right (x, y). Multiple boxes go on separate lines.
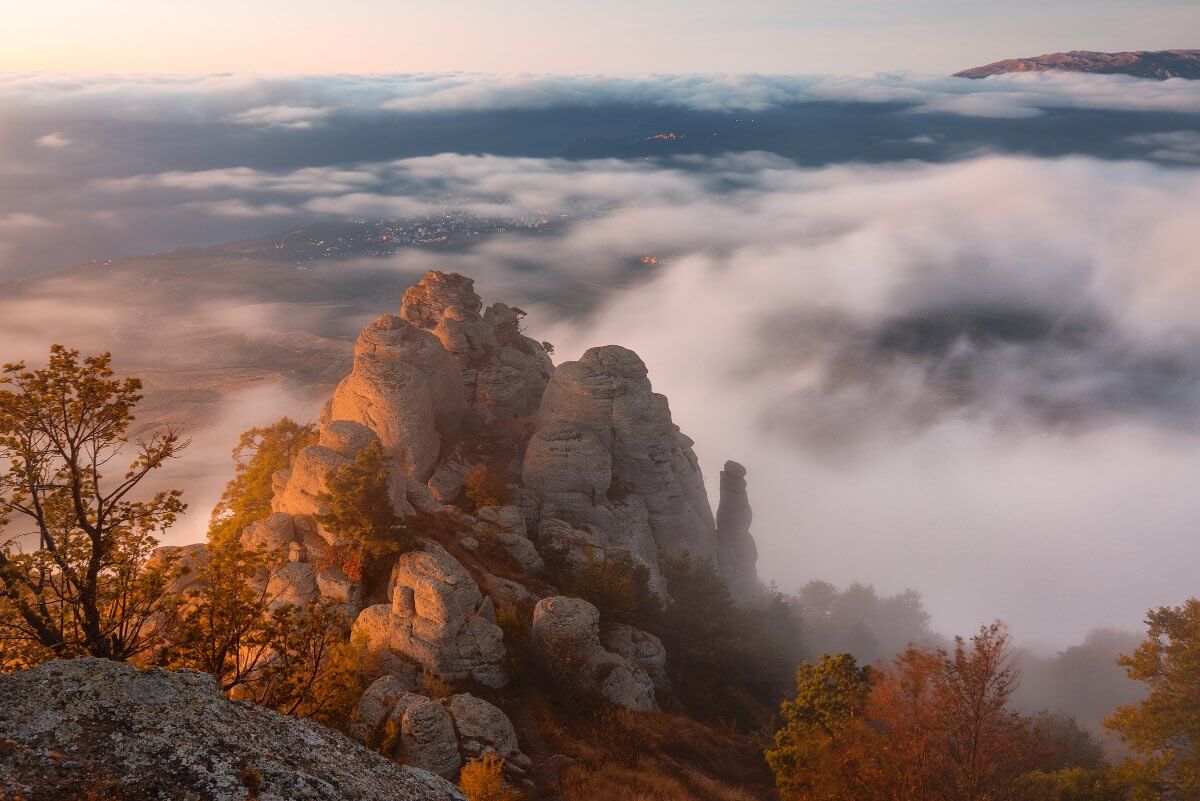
top-left (3, 74), bottom-right (1200, 646)
top-left (3, 71), bottom-right (1200, 282)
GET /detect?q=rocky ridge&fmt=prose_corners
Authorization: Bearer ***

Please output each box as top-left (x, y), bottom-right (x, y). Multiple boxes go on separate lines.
top-left (160, 270), bottom-right (763, 781)
top-left (955, 49), bottom-right (1200, 80)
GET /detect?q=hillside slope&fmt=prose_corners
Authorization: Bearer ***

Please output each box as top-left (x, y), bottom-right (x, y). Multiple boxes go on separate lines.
top-left (955, 49), bottom-right (1200, 80)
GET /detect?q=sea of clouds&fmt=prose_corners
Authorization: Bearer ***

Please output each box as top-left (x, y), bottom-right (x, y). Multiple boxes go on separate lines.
top-left (3, 71), bottom-right (1200, 644)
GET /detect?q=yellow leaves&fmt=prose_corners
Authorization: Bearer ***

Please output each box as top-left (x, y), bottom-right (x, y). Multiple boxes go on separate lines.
top-left (459, 753), bottom-right (525, 801)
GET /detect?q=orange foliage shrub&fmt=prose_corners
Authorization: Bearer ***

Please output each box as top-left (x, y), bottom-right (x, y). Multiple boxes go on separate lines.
top-left (459, 754), bottom-right (525, 801)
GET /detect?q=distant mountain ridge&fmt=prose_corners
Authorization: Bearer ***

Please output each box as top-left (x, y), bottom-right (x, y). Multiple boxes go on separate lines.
top-left (955, 49), bottom-right (1200, 80)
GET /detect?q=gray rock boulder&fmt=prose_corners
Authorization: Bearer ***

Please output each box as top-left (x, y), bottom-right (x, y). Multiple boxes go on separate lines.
top-left (445, 694), bottom-right (531, 773)
top-left (530, 596), bottom-right (656, 711)
top-left (353, 543), bottom-right (508, 688)
top-left (401, 271), bottom-right (552, 425)
top-left (351, 677), bottom-right (462, 780)
top-left (602, 622), bottom-right (671, 693)
top-left (476, 505), bottom-right (544, 575)
top-left (0, 659), bottom-right (463, 801)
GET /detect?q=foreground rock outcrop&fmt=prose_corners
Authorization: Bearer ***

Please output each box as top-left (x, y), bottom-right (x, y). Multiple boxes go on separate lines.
top-left (0, 659), bottom-right (464, 801)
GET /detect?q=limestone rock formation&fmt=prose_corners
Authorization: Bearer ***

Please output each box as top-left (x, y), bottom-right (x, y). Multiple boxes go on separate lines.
top-left (475, 504), bottom-right (544, 575)
top-left (530, 596), bottom-right (657, 711)
top-left (401, 271), bottom-right (552, 426)
top-left (715, 460), bottom-right (760, 601)
top-left (353, 680), bottom-right (529, 781)
top-left (0, 659), bottom-right (464, 801)
top-left (523, 345), bottom-right (718, 584)
top-left (353, 542), bottom-right (508, 688)
top-left (444, 694), bottom-right (532, 774)
top-left (602, 622), bottom-right (671, 694)
top-left (355, 686), bottom-right (463, 780)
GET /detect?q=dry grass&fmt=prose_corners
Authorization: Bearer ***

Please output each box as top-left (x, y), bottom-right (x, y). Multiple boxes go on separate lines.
top-left (523, 692), bottom-right (776, 801)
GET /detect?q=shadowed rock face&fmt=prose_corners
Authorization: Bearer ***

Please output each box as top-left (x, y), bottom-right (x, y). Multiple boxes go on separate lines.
top-left (955, 50), bottom-right (1200, 80)
top-left (716, 460), bottom-right (760, 602)
top-left (0, 658), bottom-right (465, 801)
top-left (530, 596), bottom-right (658, 711)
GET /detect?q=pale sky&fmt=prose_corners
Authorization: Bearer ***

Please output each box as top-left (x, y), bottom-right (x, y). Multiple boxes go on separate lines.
top-left (2, 0), bottom-right (1197, 75)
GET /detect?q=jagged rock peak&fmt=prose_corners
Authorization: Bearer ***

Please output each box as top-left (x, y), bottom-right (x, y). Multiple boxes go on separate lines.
top-left (402, 271), bottom-right (484, 329)
top-left (0, 659), bottom-right (464, 801)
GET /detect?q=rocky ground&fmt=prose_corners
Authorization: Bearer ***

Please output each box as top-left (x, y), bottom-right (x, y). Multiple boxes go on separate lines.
top-left (0, 659), bottom-right (465, 801)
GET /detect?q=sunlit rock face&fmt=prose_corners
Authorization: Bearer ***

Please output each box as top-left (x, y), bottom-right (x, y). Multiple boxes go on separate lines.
top-left (401, 271), bottom-right (553, 426)
top-left (523, 345), bottom-right (718, 584)
top-left (353, 541), bottom-right (508, 688)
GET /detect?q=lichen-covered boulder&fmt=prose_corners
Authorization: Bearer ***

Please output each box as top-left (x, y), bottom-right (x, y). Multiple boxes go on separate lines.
top-left (352, 677), bottom-right (462, 780)
top-left (0, 659), bottom-right (464, 801)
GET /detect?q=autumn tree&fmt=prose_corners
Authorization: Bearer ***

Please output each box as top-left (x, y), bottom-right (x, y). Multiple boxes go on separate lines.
top-left (316, 439), bottom-right (409, 581)
top-left (765, 652), bottom-right (873, 801)
top-left (463, 463), bottom-right (509, 513)
top-left (937, 623), bottom-right (1040, 801)
top-left (208, 417), bottom-right (315, 545)
top-left (0, 346), bottom-right (186, 664)
top-left (769, 624), bottom-right (1050, 801)
top-left (157, 541), bottom-right (354, 717)
top-left (1106, 599), bottom-right (1200, 799)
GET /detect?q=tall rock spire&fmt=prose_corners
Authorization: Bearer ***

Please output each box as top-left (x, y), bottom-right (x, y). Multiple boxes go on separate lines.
top-left (716, 460), bottom-right (760, 601)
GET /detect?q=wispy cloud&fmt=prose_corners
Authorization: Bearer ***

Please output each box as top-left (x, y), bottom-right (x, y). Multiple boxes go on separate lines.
top-left (35, 131), bottom-right (72, 149)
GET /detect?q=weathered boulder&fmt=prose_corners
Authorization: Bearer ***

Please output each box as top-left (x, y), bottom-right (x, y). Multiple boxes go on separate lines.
top-left (715, 460), bottom-right (760, 602)
top-left (354, 313), bottom-right (466, 433)
top-left (445, 694), bottom-right (531, 773)
top-left (402, 271), bottom-right (493, 362)
top-left (523, 345), bottom-right (718, 583)
top-left (353, 543), bottom-right (508, 688)
top-left (241, 512), bottom-right (297, 552)
top-left (352, 677), bottom-right (462, 780)
top-left (476, 505), bottom-right (544, 575)
top-left (483, 574), bottom-right (535, 609)
top-left (0, 659), bottom-right (464, 801)
top-left (602, 623), bottom-right (671, 694)
top-left (530, 596), bottom-right (656, 711)
top-left (271, 442), bottom-right (350, 540)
